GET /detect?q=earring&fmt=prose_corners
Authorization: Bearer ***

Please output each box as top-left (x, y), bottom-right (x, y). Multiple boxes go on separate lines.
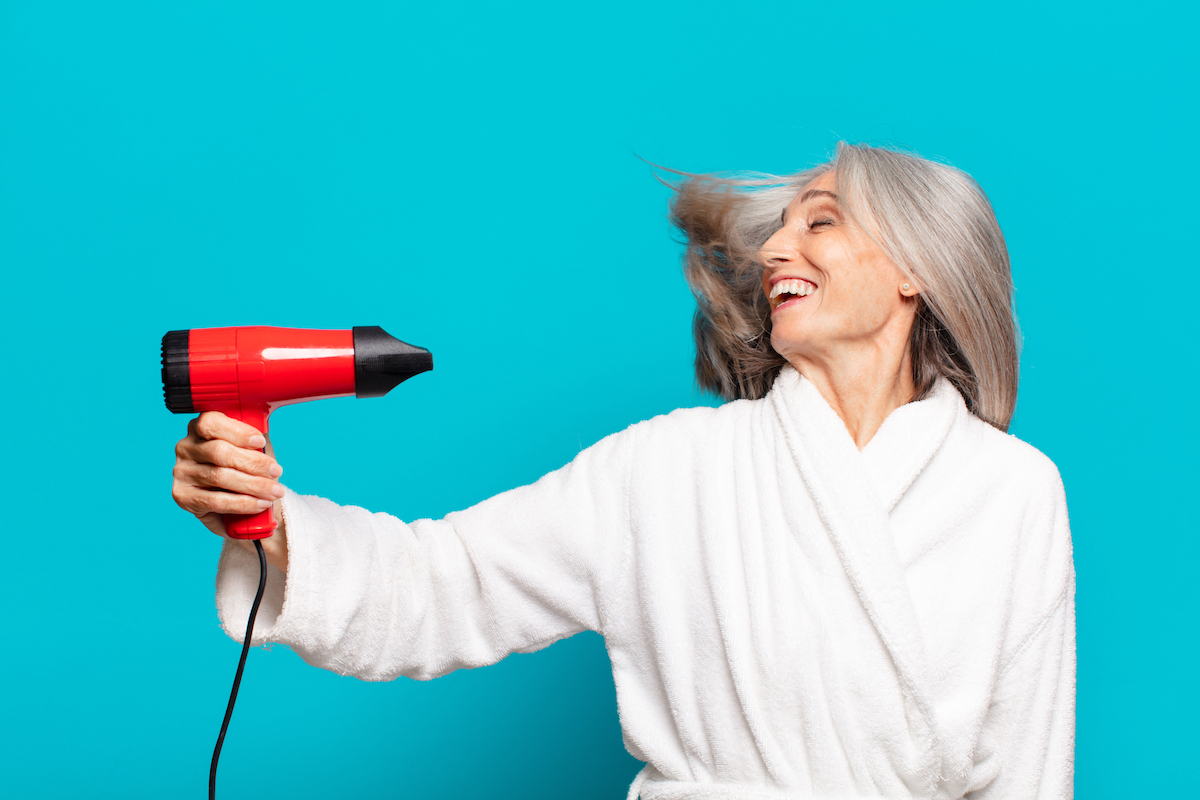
top-left (902, 283), bottom-right (911, 291)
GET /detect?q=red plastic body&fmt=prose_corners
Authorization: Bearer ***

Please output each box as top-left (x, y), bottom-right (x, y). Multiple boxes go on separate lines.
top-left (188, 327), bottom-right (356, 539)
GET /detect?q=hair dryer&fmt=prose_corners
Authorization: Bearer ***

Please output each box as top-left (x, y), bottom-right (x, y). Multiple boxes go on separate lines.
top-left (161, 325), bottom-right (432, 539)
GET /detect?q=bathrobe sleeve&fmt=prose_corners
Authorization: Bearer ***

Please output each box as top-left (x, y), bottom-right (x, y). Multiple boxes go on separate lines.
top-left (969, 468), bottom-right (1076, 799)
top-left (213, 425), bottom-right (638, 681)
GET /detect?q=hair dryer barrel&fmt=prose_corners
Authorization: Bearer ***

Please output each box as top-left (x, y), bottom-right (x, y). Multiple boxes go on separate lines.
top-left (161, 325), bottom-right (432, 539)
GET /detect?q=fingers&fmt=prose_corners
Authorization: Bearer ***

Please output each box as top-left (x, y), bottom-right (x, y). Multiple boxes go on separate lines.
top-left (191, 411), bottom-right (267, 450)
top-left (172, 411), bottom-right (285, 532)
top-left (177, 413), bottom-right (280, 478)
top-left (174, 459), bottom-right (284, 502)
top-left (191, 437), bottom-right (281, 479)
top-left (173, 483), bottom-right (278, 517)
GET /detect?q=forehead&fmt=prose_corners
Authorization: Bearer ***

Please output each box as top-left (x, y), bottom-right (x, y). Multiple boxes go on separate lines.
top-left (804, 169), bottom-right (837, 193)
top-left (787, 170), bottom-right (837, 210)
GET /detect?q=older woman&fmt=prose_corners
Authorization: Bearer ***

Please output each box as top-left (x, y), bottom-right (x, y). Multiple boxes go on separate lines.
top-left (172, 143), bottom-right (1075, 799)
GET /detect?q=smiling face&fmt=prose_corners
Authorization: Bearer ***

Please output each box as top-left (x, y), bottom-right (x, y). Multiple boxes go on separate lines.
top-left (759, 170), bottom-right (919, 367)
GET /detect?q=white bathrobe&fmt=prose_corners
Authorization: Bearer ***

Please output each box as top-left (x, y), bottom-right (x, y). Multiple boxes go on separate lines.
top-left (217, 367), bottom-right (1075, 800)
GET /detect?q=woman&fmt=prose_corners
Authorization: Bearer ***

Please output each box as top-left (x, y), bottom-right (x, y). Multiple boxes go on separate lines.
top-left (172, 143), bottom-right (1075, 799)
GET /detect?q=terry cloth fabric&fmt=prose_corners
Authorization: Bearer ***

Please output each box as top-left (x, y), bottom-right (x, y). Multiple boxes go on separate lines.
top-left (216, 367), bottom-right (1075, 799)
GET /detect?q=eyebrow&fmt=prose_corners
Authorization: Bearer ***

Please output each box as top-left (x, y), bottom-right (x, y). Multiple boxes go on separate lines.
top-left (799, 189), bottom-right (839, 204)
top-left (781, 189), bottom-right (840, 225)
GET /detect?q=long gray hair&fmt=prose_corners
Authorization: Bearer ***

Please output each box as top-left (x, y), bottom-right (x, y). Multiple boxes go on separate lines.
top-left (670, 142), bottom-right (1020, 431)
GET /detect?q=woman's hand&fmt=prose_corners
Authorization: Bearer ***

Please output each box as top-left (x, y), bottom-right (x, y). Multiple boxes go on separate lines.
top-left (172, 411), bottom-right (289, 573)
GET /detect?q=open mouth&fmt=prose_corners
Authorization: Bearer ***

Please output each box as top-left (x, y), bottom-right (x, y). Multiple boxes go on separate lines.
top-left (769, 278), bottom-right (817, 312)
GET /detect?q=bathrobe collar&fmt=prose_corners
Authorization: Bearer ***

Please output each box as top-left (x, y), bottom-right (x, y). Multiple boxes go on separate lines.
top-left (768, 366), bottom-right (963, 506)
top-left (861, 378), bottom-right (965, 514)
top-left (769, 366), bottom-right (966, 793)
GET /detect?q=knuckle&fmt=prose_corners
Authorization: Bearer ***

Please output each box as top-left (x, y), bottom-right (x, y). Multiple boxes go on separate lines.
top-left (197, 463), bottom-right (219, 486)
top-left (208, 464), bottom-right (231, 487)
top-left (211, 439), bottom-right (233, 464)
top-left (238, 450), bottom-right (262, 475)
top-left (230, 444), bottom-right (254, 472)
top-left (195, 414), bottom-right (213, 439)
top-left (172, 484), bottom-right (199, 512)
top-left (236, 452), bottom-right (256, 476)
top-left (240, 497), bottom-right (263, 514)
top-left (197, 411), bottom-right (224, 440)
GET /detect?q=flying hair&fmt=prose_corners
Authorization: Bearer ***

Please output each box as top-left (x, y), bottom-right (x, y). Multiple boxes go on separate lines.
top-left (668, 142), bottom-right (1021, 430)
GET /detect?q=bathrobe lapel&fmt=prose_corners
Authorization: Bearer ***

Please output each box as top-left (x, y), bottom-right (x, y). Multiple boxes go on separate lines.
top-left (770, 368), bottom-right (960, 789)
top-left (859, 379), bottom-right (962, 517)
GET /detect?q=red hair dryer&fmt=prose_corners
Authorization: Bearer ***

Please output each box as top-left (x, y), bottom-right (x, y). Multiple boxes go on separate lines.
top-left (161, 325), bottom-right (432, 539)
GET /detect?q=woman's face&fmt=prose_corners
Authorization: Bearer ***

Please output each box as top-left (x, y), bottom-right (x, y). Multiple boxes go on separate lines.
top-left (759, 171), bottom-right (916, 365)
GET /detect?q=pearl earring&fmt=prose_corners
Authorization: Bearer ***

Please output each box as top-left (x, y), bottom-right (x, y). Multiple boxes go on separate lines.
top-left (902, 283), bottom-right (911, 291)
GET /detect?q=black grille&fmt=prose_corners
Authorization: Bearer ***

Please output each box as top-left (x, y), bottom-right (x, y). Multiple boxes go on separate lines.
top-left (161, 330), bottom-right (194, 414)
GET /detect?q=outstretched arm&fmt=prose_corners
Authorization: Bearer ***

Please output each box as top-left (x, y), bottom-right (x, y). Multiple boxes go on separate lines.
top-left (214, 425), bottom-right (638, 681)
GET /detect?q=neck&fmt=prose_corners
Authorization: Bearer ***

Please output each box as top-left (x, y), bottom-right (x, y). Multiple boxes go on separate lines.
top-left (788, 338), bottom-right (915, 450)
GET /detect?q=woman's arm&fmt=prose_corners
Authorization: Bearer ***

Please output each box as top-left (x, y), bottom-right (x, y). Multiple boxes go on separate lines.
top-left (213, 424), bottom-right (639, 682)
top-left (967, 578), bottom-right (1076, 798)
top-left (968, 470), bottom-right (1076, 799)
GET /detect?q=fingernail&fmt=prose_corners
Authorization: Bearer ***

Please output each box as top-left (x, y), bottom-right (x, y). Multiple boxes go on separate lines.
top-left (248, 435), bottom-right (266, 449)
top-left (272, 484), bottom-right (285, 498)
top-left (269, 463), bottom-right (283, 478)
top-left (256, 499), bottom-right (273, 509)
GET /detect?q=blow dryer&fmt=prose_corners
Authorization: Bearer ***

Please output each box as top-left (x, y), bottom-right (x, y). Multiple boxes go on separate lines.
top-left (161, 325), bottom-right (432, 799)
top-left (161, 325), bottom-right (432, 539)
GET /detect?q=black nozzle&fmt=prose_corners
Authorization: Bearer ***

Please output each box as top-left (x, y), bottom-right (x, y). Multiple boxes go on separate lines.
top-left (353, 326), bottom-right (433, 398)
top-left (161, 330), bottom-right (195, 413)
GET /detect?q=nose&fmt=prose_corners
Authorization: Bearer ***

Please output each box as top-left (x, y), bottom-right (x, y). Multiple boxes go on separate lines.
top-left (758, 227), bottom-right (797, 272)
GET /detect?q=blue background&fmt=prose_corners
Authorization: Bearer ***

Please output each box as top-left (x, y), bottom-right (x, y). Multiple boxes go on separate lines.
top-left (1, 1), bottom-right (1196, 796)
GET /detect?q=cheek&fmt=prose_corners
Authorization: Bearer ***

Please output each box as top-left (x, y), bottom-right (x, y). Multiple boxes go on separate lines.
top-left (824, 261), bottom-right (902, 326)
top-left (811, 241), bottom-right (874, 308)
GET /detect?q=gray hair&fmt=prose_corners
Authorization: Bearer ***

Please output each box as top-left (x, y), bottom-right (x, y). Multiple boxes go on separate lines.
top-left (669, 142), bottom-right (1020, 431)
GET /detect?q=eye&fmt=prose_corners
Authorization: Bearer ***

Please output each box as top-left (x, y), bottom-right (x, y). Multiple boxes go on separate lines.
top-left (808, 218), bottom-right (834, 230)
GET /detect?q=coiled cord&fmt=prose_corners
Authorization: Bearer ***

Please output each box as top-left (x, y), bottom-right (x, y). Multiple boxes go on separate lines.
top-left (210, 538), bottom-right (268, 800)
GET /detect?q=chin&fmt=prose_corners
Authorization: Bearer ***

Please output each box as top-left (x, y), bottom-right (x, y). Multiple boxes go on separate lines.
top-left (771, 316), bottom-right (814, 350)
top-left (770, 333), bottom-right (811, 362)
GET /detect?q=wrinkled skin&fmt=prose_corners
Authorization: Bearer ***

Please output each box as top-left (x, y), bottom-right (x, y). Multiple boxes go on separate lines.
top-left (172, 413), bottom-right (289, 572)
top-left (759, 170), bottom-right (921, 448)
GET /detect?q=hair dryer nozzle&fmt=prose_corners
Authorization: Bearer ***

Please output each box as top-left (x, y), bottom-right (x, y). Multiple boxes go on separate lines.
top-left (352, 326), bottom-right (434, 398)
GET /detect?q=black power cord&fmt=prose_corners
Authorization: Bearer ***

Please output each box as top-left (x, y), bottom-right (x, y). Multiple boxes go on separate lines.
top-left (210, 539), bottom-right (268, 800)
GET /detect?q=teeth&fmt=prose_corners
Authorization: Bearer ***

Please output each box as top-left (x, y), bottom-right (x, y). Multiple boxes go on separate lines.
top-left (769, 279), bottom-right (817, 301)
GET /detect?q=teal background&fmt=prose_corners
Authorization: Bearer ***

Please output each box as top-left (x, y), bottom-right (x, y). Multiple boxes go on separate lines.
top-left (1, 1), bottom-right (1196, 796)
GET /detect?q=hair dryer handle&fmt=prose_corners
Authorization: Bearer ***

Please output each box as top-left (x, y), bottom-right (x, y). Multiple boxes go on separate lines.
top-left (223, 404), bottom-right (277, 540)
top-left (225, 507), bottom-right (277, 540)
